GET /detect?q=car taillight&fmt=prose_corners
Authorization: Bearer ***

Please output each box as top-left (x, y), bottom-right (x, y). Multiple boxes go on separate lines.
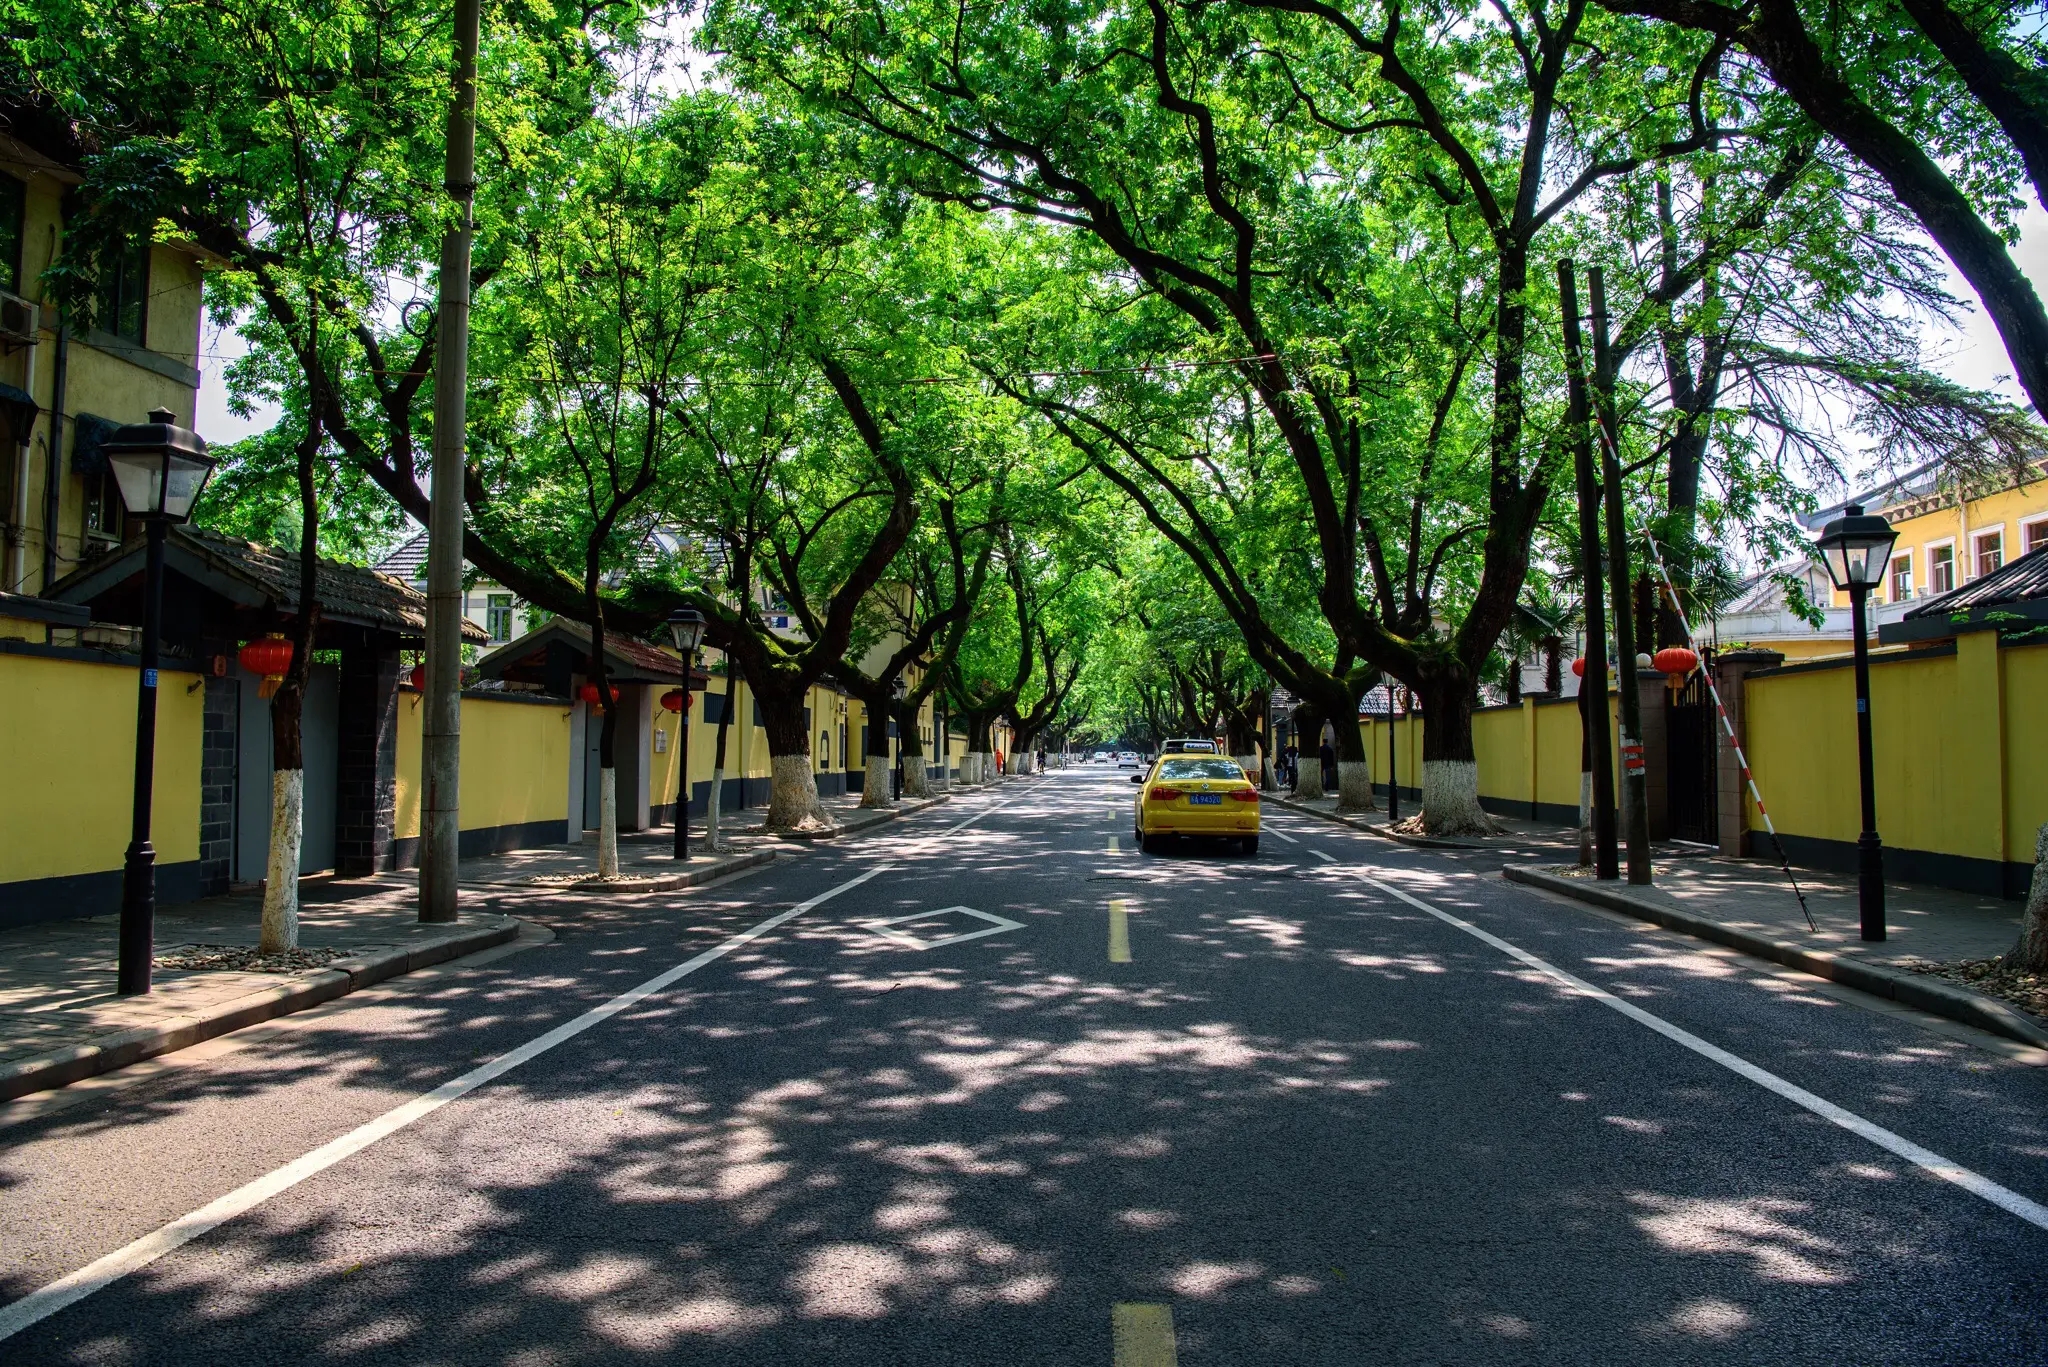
top-left (1147, 787), bottom-right (1176, 802)
top-left (1228, 788), bottom-right (1260, 802)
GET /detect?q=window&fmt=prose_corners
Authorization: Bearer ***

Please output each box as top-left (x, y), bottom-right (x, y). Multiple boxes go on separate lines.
top-left (485, 593), bottom-right (514, 642)
top-left (1888, 554), bottom-right (1913, 603)
top-left (94, 239), bottom-right (148, 344)
top-left (1929, 543), bottom-right (1956, 595)
top-left (1157, 758), bottom-right (1247, 781)
top-left (1973, 529), bottom-right (2004, 579)
top-left (2025, 517), bottom-right (2048, 557)
top-left (0, 173), bottom-right (23, 296)
top-left (83, 467), bottom-right (121, 539)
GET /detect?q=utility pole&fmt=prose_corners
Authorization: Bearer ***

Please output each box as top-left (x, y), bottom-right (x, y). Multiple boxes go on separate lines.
top-left (420, 0), bottom-right (480, 923)
top-left (1559, 260), bottom-right (1618, 879)
top-left (1589, 268), bottom-right (1652, 885)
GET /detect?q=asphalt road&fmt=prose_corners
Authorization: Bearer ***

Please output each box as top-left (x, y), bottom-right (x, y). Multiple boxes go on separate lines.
top-left (2, 769), bottom-right (2044, 1364)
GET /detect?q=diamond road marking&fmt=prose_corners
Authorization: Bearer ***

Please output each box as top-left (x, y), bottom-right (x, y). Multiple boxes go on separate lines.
top-left (863, 905), bottom-right (1026, 951)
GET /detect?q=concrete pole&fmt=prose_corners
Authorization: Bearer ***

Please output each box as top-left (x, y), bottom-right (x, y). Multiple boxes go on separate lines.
top-left (419, 0), bottom-right (480, 923)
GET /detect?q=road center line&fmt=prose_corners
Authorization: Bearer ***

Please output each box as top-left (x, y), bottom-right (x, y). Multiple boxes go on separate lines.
top-left (0, 864), bottom-right (896, 1343)
top-left (1108, 899), bottom-right (1132, 963)
top-left (1111, 1302), bottom-right (1178, 1366)
top-left (1356, 867), bottom-right (2048, 1233)
top-left (1267, 826), bottom-right (1300, 844)
top-left (1108, 834), bottom-right (1121, 855)
top-left (1308, 848), bottom-right (1335, 863)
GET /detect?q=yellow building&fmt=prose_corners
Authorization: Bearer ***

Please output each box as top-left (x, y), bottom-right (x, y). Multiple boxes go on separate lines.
top-left (1710, 457), bottom-right (2048, 660)
top-left (1, 125), bottom-right (210, 601)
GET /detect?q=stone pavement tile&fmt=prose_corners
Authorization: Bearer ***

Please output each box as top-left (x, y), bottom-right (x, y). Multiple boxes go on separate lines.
top-left (1601, 857), bottom-right (2023, 967)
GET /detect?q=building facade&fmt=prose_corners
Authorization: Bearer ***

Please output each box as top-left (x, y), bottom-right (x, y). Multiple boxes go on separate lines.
top-left (2, 127), bottom-right (209, 600)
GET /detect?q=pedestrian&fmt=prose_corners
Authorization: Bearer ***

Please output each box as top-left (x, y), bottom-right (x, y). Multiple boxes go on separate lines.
top-left (1320, 736), bottom-right (1337, 792)
top-left (1036, 747), bottom-right (1045, 772)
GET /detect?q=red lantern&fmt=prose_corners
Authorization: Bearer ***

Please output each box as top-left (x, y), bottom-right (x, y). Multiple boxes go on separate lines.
top-left (1651, 646), bottom-right (1699, 678)
top-left (1570, 657), bottom-right (1586, 678)
top-left (660, 688), bottom-right (691, 713)
top-left (239, 634), bottom-right (293, 699)
top-left (578, 682), bottom-right (604, 706)
top-left (408, 663), bottom-right (426, 692)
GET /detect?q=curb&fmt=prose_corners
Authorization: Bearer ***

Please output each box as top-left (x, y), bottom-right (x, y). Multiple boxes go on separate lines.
top-left (1269, 795), bottom-right (1483, 850)
top-left (1502, 865), bottom-right (2048, 1050)
top-left (0, 916), bottom-right (521, 1102)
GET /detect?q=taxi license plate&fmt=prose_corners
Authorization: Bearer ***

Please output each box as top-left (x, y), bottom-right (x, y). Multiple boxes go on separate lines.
top-left (1188, 794), bottom-right (1223, 805)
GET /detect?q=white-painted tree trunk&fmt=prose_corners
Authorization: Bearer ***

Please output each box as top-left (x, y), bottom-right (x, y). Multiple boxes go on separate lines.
top-left (767, 752), bottom-right (833, 831)
top-left (1011, 750), bottom-right (1035, 775)
top-left (861, 754), bottom-right (895, 808)
top-left (705, 767), bottom-right (727, 852)
top-left (597, 768), bottom-right (620, 878)
top-left (1292, 757), bottom-right (1325, 800)
top-left (1336, 759), bottom-right (1376, 812)
top-left (1422, 759), bottom-right (1496, 835)
top-left (957, 752), bottom-right (978, 785)
top-left (2007, 822), bottom-right (2048, 970)
top-left (259, 768), bottom-right (302, 952)
top-left (903, 756), bottom-right (932, 798)
top-left (976, 751), bottom-right (998, 783)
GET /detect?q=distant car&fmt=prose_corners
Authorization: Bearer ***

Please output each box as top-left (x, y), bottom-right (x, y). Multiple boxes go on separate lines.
top-left (1132, 754), bottom-right (1260, 855)
top-left (1118, 751), bottom-right (1141, 767)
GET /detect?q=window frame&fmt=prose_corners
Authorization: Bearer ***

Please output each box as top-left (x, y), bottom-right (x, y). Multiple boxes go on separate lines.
top-left (94, 238), bottom-right (149, 344)
top-left (2021, 514), bottom-right (2048, 558)
top-left (1926, 539), bottom-right (1957, 595)
top-left (1887, 552), bottom-right (1913, 604)
top-left (484, 592), bottom-right (514, 643)
top-left (0, 172), bottom-right (24, 297)
top-left (1972, 526), bottom-right (2005, 580)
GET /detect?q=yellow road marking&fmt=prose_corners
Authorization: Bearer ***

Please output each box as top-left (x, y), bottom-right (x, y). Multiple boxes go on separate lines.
top-left (1108, 899), bottom-right (1132, 963)
top-left (1112, 1303), bottom-right (1177, 1367)
top-left (1108, 834), bottom-right (1121, 855)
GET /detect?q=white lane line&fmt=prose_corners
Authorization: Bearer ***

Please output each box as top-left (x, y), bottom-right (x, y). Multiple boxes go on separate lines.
top-left (936, 796), bottom-right (1017, 838)
top-left (1308, 848), bottom-right (1335, 863)
top-left (1356, 868), bottom-right (2048, 1234)
top-left (1266, 826), bottom-right (1300, 845)
top-left (0, 864), bottom-right (895, 1343)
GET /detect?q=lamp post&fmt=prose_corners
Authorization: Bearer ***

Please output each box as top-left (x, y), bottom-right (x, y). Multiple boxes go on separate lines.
top-left (1815, 502), bottom-right (1899, 941)
top-left (104, 409), bottom-right (214, 996)
top-left (667, 608), bottom-right (706, 860)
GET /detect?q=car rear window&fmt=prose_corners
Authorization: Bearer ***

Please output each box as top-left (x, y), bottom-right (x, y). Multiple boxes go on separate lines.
top-left (1158, 759), bottom-right (1244, 780)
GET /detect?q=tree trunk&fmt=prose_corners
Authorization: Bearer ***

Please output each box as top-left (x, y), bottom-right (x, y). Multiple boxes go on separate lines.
top-left (260, 422), bottom-right (321, 952)
top-left (1416, 677), bottom-right (1497, 835)
top-left (860, 698), bottom-right (895, 809)
top-left (2005, 823), bottom-right (2048, 972)
top-left (1290, 700), bottom-right (1325, 800)
top-left (595, 696), bottom-right (620, 877)
top-left (897, 711), bottom-right (932, 798)
top-left (759, 687), bottom-right (831, 830)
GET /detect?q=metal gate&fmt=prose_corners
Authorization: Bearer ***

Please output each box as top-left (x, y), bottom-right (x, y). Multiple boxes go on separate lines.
top-left (1665, 667), bottom-right (1718, 845)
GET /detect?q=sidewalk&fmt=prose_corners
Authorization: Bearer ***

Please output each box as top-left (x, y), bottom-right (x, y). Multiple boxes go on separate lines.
top-left (1505, 858), bottom-right (2044, 1048)
top-left (0, 784), bottom-right (975, 1102)
top-left (0, 880), bottom-right (516, 1101)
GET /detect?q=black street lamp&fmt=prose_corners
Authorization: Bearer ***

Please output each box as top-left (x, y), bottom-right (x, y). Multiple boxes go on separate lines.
top-left (667, 608), bottom-right (707, 860)
top-left (104, 408), bottom-right (214, 996)
top-left (1815, 502), bottom-right (1899, 941)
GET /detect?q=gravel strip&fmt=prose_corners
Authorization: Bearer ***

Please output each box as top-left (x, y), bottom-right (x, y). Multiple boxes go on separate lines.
top-left (1905, 958), bottom-right (2048, 1022)
top-left (152, 944), bottom-right (353, 974)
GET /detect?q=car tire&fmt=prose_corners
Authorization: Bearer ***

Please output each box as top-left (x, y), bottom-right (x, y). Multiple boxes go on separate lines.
top-left (1242, 836), bottom-right (1259, 856)
top-left (1141, 833), bottom-right (1167, 855)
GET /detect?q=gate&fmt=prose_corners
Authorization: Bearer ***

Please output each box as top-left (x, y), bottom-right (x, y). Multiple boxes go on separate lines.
top-left (1665, 667), bottom-right (1718, 845)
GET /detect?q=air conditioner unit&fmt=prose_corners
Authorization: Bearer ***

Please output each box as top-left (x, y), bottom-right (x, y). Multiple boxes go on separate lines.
top-left (0, 291), bottom-right (37, 347)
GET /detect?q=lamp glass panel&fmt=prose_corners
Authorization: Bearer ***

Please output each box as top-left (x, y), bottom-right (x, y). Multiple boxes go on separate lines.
top-left (161, 450), bottom-right (212, 521)
top-left (107, 449), bottom-right (165, 516)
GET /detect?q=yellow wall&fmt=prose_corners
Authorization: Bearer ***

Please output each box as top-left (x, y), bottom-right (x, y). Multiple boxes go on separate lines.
top-left (393, 691), bottom-right (570, 839)
top-left (2004, 644), bottom-right (2048, 864)
top-left (1473, 706), bottom-right (1526, 803)
top-left (0, 652), bottom-right (202, 880)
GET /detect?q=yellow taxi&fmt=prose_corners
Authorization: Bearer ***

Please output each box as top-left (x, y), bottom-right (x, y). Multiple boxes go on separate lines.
top-left (1130, 753), bottom-right (1260, 854)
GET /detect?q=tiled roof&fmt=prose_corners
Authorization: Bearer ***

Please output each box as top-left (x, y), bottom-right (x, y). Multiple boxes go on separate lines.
top-left (1904, 542), bottom-right (2048, 617)
top-left (375, 530), bottom-right (429, 582)
top-left (180, 529), bottom-right (488, 642)
top-left (474, 617), bottom-right (686, 682)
